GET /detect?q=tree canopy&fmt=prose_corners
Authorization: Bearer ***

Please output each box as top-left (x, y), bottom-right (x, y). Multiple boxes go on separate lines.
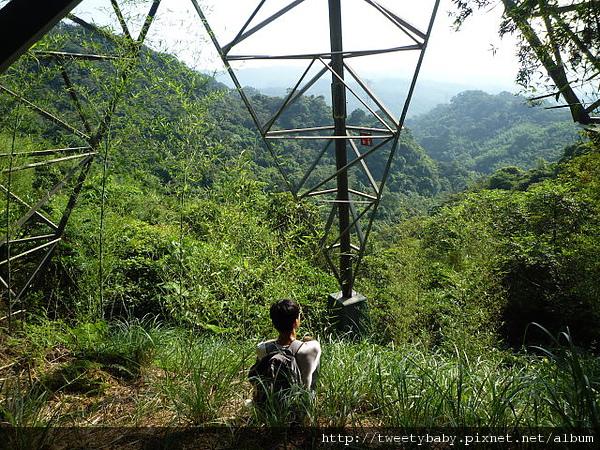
top-left (452, 0), bottom-right (599, 125)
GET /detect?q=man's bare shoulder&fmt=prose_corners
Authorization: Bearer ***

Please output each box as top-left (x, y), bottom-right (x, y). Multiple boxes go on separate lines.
top-left (298, 338), bottom-right (321, 355)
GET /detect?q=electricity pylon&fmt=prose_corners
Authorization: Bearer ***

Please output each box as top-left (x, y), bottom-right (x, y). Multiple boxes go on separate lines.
top-left (0, 0), bottom-right (161, 320)
top-left (195, 0), bottom-right (440, 333)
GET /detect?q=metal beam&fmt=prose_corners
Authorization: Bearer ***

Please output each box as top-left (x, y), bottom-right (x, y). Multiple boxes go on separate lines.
top-left (0, 0), bottom-right (84, 73)
top-left (328, 0), bottom-right (353, 298)
top-left (222, 0), bottom-right (305, 54)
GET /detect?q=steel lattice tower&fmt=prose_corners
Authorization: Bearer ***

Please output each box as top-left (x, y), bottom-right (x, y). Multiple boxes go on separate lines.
top-left (196, 0), bottom-right (440, 332)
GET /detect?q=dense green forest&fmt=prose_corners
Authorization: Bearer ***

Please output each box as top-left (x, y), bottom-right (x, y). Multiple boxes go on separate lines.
top-left (1, 13), bottom-right (599, 442)
top-left (407, 90), bottom-right (582, 191)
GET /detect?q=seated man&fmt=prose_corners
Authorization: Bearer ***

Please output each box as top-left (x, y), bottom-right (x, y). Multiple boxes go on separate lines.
top-left (256, 298), bottom-right (321, 392)
top-left (248, 298), bottom-right (321, 424)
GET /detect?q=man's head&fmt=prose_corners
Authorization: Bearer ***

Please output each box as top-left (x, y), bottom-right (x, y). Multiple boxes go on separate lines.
top-left (270, 298), bottom-right (300, 333)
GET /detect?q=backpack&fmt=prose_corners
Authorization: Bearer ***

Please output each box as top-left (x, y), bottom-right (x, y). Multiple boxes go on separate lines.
top-left (248, 340), bottom-right (304, 404)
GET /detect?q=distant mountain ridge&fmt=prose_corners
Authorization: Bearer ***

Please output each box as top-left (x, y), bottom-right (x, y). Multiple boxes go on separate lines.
top-left (214, 65), bottom-right (517, 117)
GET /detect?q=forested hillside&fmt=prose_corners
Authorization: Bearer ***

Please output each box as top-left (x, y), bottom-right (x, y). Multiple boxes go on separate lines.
top-left (1, 14), bottom-right (599, 439)
top-left (407, 90), bottom-right (582, 190)
top-left (362, 139), bottom-right (600, 349)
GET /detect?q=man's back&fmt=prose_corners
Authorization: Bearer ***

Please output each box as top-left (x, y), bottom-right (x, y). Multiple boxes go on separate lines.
top-left (257, 338), bottom-right (321, 390)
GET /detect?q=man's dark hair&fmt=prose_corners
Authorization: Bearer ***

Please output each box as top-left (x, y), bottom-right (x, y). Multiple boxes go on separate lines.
top-left (270, 298), bottom-right (300, 333)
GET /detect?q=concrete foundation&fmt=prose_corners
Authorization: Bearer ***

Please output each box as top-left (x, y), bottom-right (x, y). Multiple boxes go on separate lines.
top-left (327, 291), bottom-right (370, 337)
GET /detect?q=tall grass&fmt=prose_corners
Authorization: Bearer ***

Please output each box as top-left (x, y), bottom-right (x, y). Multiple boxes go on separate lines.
top-left (313, 336), bottom-right (599, 430)
top-left (155, 334), bottom-right (251, 425)
top-left (249, 381), bottom-right (314, 427)
top-left (316, 341), bottom-right (535, 428)
top-left (0, 378), bottom-right (52, 428)
top-left (528, 323), bottom-right (600, 429)
top-left (0, 378), bottom-right (60, 450)
top-left (3, 318), bottom-right (598, 431)
top-left (316, 340), bottom-right (382, 427)
top-left (71, 315), bottom-right (165, 378)
top-left (372, 347), bottom-right (533, 428)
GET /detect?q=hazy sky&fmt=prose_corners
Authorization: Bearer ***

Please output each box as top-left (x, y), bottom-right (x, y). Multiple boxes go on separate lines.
top-left (71, 0), bottom-right (521, 90)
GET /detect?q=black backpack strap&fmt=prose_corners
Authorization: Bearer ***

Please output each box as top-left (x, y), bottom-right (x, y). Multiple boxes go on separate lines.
top-left (288, 339), bottom-right (304, 356)
top-left (264, 341), bottom-right (279, 355)
top-left (262, 340), bottom-right (304, 357)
